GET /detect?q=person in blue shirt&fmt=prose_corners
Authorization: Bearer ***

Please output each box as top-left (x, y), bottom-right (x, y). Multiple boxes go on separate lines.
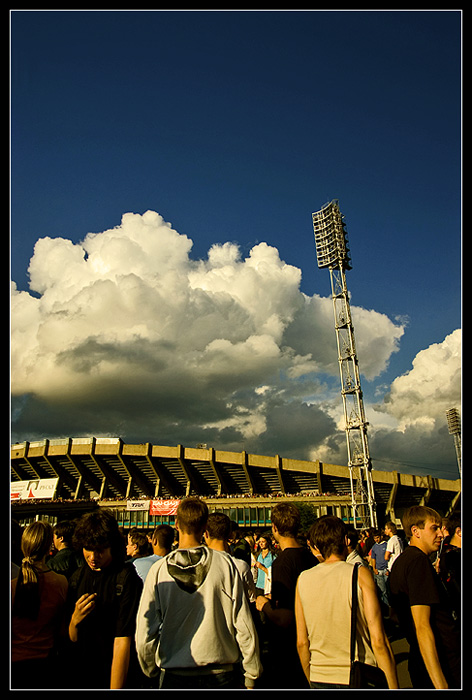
top-left (254, 533), bottom-right (276, 596)
top-left (133, 524), bottom-right (174, 582)
top-left (369, 530), bottom-right (389, 608)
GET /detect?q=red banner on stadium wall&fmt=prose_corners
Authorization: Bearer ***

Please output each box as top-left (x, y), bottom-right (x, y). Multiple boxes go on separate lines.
top-left (149, 499), bottom-right (180, 516)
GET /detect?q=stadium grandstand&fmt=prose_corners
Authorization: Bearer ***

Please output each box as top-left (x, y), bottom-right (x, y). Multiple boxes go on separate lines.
top-left (11, 437), bottom-right (461, 530)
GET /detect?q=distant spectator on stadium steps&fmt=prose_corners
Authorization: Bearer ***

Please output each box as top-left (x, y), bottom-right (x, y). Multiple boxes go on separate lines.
top-left (135, 497), bottom-right (262, 689)
top-left (48, 520), bottom-right (83, 579)
top-left (66, 510), bottom-right (143, 689)
top-left (11, 521), bottom-right (68, 689)
top-left (134, 524), bottom-right (174, 582)
top-left (255, 502), bottom-right (317, 689)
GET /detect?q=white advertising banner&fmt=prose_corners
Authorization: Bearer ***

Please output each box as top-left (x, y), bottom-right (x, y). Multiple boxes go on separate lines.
top-left (11, 478), bottom-right (59, 501)
top-left (126, 499), bottom-right (151, 512)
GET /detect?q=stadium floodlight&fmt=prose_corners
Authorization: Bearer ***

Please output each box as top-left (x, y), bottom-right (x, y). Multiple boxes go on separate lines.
top-left (312, 200), bottom-right (376, 529)
top-left (312, 199), bottom-right (352, 270)
top-left (446, 407), bottom-right (461, 478)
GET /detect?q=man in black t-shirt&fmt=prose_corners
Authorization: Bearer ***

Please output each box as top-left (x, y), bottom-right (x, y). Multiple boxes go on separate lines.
top-left (66, 511), bottom-right (143, 689)
top-left (438, 516), bottom-right (461, 620)
top-left (255, 503), bottom-right (317, 689)
top-left (389, 506), bottom-right (461, 689)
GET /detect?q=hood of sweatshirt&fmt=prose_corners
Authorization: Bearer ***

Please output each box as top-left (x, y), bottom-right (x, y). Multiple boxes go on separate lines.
top-left (167, 546), bottom-right (212, 594)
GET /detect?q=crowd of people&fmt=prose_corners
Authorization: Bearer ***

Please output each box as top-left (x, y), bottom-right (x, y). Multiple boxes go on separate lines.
top-left (12, 490), bottom-right (346, 507)
top-left (10, 499), bottom-right (461, 690)
top-left (203, 490), bottom-right (348, 499)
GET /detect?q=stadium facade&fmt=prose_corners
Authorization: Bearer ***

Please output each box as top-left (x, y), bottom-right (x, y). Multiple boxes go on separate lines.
top-left (11, 437), bottom-right (461, 530)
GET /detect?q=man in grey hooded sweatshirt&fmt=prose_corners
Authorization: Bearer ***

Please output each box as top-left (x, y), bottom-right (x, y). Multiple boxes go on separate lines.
top-left (135, 497), bottom-right (262, 689)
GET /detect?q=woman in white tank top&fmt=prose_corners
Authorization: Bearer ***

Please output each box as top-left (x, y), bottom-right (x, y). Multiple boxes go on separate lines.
top-left (295, 516), bottom-right (398, 689)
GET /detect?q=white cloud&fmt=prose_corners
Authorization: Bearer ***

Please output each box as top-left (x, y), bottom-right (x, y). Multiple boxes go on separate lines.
top-left (282, 293), bottom-right (405, 381)
top-left (349, 329), bottom-right (462, 478)
top-left (13, 209), bottom-right (459, 479)
top-left (379, 329), bottom-right (461, 429)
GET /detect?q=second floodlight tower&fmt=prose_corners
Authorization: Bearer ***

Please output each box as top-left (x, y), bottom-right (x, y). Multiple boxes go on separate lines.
top-left (446, 407), bottom-right (461, 478)
top-left (312, 200), bottom-right (377, 529)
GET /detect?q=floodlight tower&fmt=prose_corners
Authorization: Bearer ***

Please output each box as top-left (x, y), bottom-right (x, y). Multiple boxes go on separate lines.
top-left (312, 200), bottom-right (377, 529)
top-left (446, 407), bottom-right (461, 478)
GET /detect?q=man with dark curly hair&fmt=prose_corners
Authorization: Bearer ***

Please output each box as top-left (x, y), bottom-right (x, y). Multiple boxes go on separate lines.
top-left (66, 510), bottom-right (143, 689)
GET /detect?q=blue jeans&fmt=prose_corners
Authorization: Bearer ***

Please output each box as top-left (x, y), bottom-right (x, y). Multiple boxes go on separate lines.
top-left (374, 569), bottom-right (389, 607)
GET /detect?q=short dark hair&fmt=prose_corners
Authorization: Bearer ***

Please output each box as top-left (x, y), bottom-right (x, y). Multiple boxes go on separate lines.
top-left (346, 527), bottom-right (359, 549)
top-left (54, 520), bottom-right (75, 546)
top-left (308, 515), bottom-right (347, 559)
top-left (176, 497), bottom-right (208, 535)
top-left (152, 524), bottom-right (174, 550)
top-left (442, 515), bottom-right (461, 536)
top-left (206, 512), bottom-right (231, 540)
top-left (128, 529), bottom-right (151, 556)
top-left (271, 502), bottom-right (300, 537)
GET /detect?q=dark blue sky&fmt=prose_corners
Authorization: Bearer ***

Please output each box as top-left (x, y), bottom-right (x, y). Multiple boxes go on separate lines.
top-left (11, 11), bottom-right (461, 363)
top-left (10, 10), bottom-right (462, 477)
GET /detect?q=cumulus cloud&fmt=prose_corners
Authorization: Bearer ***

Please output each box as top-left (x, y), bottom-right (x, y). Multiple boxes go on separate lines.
top-left (379, 329), bottom-right (461, 429)
top-left (11, 209), bottom-right (459, 478)
top-left (282, 294), bottom-right (405, 381)
top-left (361, 329), bottom-right (462, 478)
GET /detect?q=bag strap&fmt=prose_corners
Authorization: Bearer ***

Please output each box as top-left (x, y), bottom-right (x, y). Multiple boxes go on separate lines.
top-left (350, 563), bottom-right (360, 664)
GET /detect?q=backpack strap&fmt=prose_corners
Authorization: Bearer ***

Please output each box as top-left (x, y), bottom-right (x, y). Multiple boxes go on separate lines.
top-left (115, 563), bottom-right (131, 596)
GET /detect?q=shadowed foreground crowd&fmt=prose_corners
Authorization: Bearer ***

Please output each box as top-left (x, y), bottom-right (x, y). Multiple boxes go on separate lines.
top-left (11, 499), bottom-right (461, 690)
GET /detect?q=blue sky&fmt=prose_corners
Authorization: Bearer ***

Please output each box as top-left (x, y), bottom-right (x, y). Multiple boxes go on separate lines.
top-left (10, 10), bottom-right (462, 480)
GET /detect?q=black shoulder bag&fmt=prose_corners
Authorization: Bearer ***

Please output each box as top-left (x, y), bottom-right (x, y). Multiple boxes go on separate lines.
top-left (349, 563), bottom-right (389, 689)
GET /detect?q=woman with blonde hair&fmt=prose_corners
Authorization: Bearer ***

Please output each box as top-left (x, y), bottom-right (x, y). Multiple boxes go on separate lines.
top-left (11, 520), bottom-right (68, 688)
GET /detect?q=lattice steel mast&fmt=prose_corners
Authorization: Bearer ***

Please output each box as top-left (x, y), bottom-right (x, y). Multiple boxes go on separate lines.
top-left (312, 200), bottom-right (377, 529)
top-left (446, 407), bottom-right (461, 478)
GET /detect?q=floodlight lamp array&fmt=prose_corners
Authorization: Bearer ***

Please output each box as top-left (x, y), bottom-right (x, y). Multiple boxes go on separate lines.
top-left (446, 408), bottom-right (461, 436)
top-left (312, 199), bottom-right (352, 270)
